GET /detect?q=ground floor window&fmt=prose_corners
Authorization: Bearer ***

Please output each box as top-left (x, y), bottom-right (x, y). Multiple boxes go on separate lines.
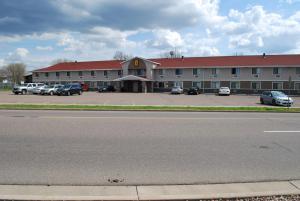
top-left (192, 81), bottom-right (202, 88)
top-left (158, 82), bottom-right (165, 88)
top-left (211, 81), bottom-right (220, 89)
top-left (272, 82), bottom-right (283, 90)
top-left (230, 81), bottom-right (240, 89)
top-left (97, 81), bottom-right (109, 87)
top-left (251, 82), bottom-right (261, 90)
top-left (295, 82), bottom-right (300, 90)
top-left (174, 81), bottom-right (183, 87)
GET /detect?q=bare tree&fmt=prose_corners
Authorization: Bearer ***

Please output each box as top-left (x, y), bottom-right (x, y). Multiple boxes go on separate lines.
top-left (160, 48), bottom-right (183, 58)
top-left (51, 58), bottom-right (73, 65)
top-left (113, 51), bottom-right (132, 60)
top-left (5, 63), bottom-right (26, 84)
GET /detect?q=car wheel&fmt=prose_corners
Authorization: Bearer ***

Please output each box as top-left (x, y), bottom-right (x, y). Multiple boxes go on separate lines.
top-left (14, 92), bottom-right (18, 95)
top-left (22, 90), bottom-right (27, 95)
top-left (50, 91), bottom-right (54, 96)
top-left (272, 99), bottom-right (276, 106)
top-left (67, 91), bottom-right (71, 96)
top-left (260, 98), bottom-right (264, 104)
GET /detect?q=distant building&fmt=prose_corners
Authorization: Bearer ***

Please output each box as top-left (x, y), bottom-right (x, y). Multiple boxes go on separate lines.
top-left (33, 54), bottom-right (300, 94)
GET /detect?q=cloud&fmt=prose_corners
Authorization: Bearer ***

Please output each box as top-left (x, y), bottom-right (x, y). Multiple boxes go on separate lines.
top-left (36, 46), bottom-right (53, 51)
top-left (146, 29), bottom-right (184, 49)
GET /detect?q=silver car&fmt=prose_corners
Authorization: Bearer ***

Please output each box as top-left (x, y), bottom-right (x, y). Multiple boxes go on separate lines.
top-left (32, 84), bottom-right (47, 94)
top-left (171, 86), bottom-right (184, 94)
top-left (260, 91), bottom-right (293, 106)
top-left (40, 84), bottom-right (64, 95)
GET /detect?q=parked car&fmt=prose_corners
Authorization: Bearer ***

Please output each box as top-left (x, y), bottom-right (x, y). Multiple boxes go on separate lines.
top-left (218, 87), bottom-right (231, 96)
top-left (98, 85), bottom-right (116, 92)
top-left (171, 86), bottom-right (184, 94)
top-left (187, 87), bottom-right (201, 95)
top-left (32, 84), bottom-right (48, 94)
top-left (56, 83), bottom-right (83, 96)
top-left (260, 91), bottom-right (293, 106)
top-left (40, 84), bottom-right (64, 95)
top-left (12, 83), bottom-right (44, 95)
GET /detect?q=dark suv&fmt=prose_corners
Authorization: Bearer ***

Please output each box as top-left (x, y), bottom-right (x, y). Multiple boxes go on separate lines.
top-left (98, 85), bottom-right (115, 92)
top-left (57, 83), bottom-right (83, 96)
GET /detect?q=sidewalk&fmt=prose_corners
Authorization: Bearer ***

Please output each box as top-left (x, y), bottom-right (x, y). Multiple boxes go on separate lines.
top-left (0, 180), bottom-right (299, 200)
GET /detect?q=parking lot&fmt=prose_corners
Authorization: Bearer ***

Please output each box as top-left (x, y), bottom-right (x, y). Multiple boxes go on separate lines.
top-left (1, 91), bottom-right (300, 107)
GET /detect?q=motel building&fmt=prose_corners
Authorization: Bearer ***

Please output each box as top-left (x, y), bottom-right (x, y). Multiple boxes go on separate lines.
top-left (33, 54), bottom-right (300, 94)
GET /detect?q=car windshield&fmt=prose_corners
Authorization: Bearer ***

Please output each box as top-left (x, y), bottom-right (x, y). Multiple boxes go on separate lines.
top-left (220, 87), bottom-right (228, 89)
top-left (272, 91), bottom-right (286, 97)
top-left (64, 84), bottom-right (72, 89)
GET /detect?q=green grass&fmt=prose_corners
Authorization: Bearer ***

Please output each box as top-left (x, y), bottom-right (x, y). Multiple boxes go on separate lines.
top-left (0, 103), bottom-right (299, 112)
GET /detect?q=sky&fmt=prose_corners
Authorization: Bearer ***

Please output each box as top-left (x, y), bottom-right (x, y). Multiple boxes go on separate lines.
top-left (1, 0), bottom-right (300, 71)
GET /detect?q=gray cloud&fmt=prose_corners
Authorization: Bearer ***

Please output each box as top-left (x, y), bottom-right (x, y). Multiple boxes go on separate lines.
top-left (0, 0), bottom-right (205, 35)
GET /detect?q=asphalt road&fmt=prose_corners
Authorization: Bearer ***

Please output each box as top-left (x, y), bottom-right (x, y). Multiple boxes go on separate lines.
top-left (0, 110), bottom-right (300, 185)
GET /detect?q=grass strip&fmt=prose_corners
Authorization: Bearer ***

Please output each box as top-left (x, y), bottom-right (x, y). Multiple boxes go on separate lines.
top-left (0, 104), bottom-right (299, 112)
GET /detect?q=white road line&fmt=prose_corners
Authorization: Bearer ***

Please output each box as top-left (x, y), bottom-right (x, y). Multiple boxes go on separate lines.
top-left (264, 131), bottom-right (300, 133)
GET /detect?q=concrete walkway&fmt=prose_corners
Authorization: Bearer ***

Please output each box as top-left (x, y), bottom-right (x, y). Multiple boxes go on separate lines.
top-left (0, 181), bottom-right (299, 200)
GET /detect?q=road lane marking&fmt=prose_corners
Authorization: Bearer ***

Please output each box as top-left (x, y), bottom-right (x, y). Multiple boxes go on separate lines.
top-left (264, 131), bottom-right (300, 133)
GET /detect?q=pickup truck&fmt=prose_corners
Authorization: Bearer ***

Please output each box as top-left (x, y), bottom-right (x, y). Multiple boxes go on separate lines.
top-left (13, 83), bottom-right (44, 95)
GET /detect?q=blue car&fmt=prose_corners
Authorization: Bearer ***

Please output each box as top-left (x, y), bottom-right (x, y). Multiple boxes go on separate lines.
top-left (260, 91), bottom-right (293, 106)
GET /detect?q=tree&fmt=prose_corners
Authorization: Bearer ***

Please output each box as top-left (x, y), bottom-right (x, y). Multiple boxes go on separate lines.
top-left (51, 58), bottom-right (73, 65)
top-left (5, 63), bottom-right (26, 84)
top-left (113, 51), bottom-right (132, 60)
top-left (160, 48), bottom-right (183, 58)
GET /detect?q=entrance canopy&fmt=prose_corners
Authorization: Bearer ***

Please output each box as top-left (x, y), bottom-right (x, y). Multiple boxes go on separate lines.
top-left (113, 75), bottom-right (151, 82)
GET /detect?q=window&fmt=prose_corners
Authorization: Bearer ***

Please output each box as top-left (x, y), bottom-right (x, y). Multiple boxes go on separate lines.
top-left (211, 68), bottom-right (217, 75)
top-left (67, 72), bottom-right (70, 77)
top-left (45, 73), bottom-right (48, 77)
top-left (273, 67), bottom-right (280, 75)
top-left (252, 68), bottom-right (260, 74)
top-left (118, 70), bottom-right (122, 76)
top-left (193, 68), bottom-right (201, 75)
top-left (230, 81), bottom-right (240, 89)
top-left (295, 82), bottom-right (300, 90)
top-left (251, 82), bottom-right (261, 90)
top-left (174, 81), bottom-right (183, 87)
top-left (56, 72), bottom-right (60, 77)
top-left (192, 82), bottom-right (202, 88)
top-left (91, 71), bottom-right (95, 76)
top-left (273, 82), bottom-right (283, 90)
top-left (158, 82), bottom-right (165, 88)
top-left (104, 71), bottom-right (108, 77)
top-left (175, 69), bottom-right (183, 76)
top-left (231, 68), bottom-right (240, 75)
top-left (296, 68), bottom-right (300, 74)
top-left (136, 69), bottom-right (142, 76)
top-left (211, 81), bottom-right (220, 89)
top-left (78, 71), bottom-right (83, 76)
top-left (159, 69), bottom-right (165, 76)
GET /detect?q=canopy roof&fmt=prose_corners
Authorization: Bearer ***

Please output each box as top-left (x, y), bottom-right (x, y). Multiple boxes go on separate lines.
top-left (113, 75), bottom-right (151, 82)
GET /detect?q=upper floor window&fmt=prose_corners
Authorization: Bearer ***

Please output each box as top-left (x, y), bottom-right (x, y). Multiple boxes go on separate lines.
top-left (118, 70), bottom-right (122, 76)
top-left (159, 69), bottom-right (165, 76)
top-left (193, 68), bottom-right (201, 75)
top-left (67, 72), bottom-right (70, 77)
top-left (211, 68), bottom-right (218, 75)
top-left (34, 72), bottom-right (39, 77)
top-left (91, 71), bottom-right (95, 76)
top-left (78, 71), bottom-right (83, 76)
top-left (56, 72), bottom-right (60, 77)
top-left (175, 69), bottom-right (183, 76)
top-left (231, 68), bottom-right (240, 75)
top-left (104, 70), bottom-right (108, 77)
top-left (296, 68), bottom-right (300, 74)
top-left (252, 68), bottom-right (260, 75)
top-left (273, 67), bottom-right (281, 75)
top-left (45, 72), bottom-right (49, 77)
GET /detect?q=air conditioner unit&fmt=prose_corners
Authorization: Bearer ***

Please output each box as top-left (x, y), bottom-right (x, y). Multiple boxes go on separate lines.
top-left (275, 74), bottom-right (280, 78)
top-left (194, 75), bottom-right (199, 77)
top-left (176, 75), bottom-right (181, 78)
top-left (253, 74), bottom-right (259, 78)
top-left (160, 75), bottom-right (164, 78)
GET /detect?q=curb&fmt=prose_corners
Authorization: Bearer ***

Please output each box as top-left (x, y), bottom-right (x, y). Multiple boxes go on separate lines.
top-left (0, 181), bottom-right (299, 200)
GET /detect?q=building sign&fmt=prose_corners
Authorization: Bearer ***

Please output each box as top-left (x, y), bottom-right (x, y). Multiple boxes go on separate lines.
top-left (134, 59), bottom-right (139, 67)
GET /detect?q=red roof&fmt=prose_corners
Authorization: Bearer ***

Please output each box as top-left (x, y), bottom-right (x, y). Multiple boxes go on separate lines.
top-left (34, 54), bottom-right (300, 72)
